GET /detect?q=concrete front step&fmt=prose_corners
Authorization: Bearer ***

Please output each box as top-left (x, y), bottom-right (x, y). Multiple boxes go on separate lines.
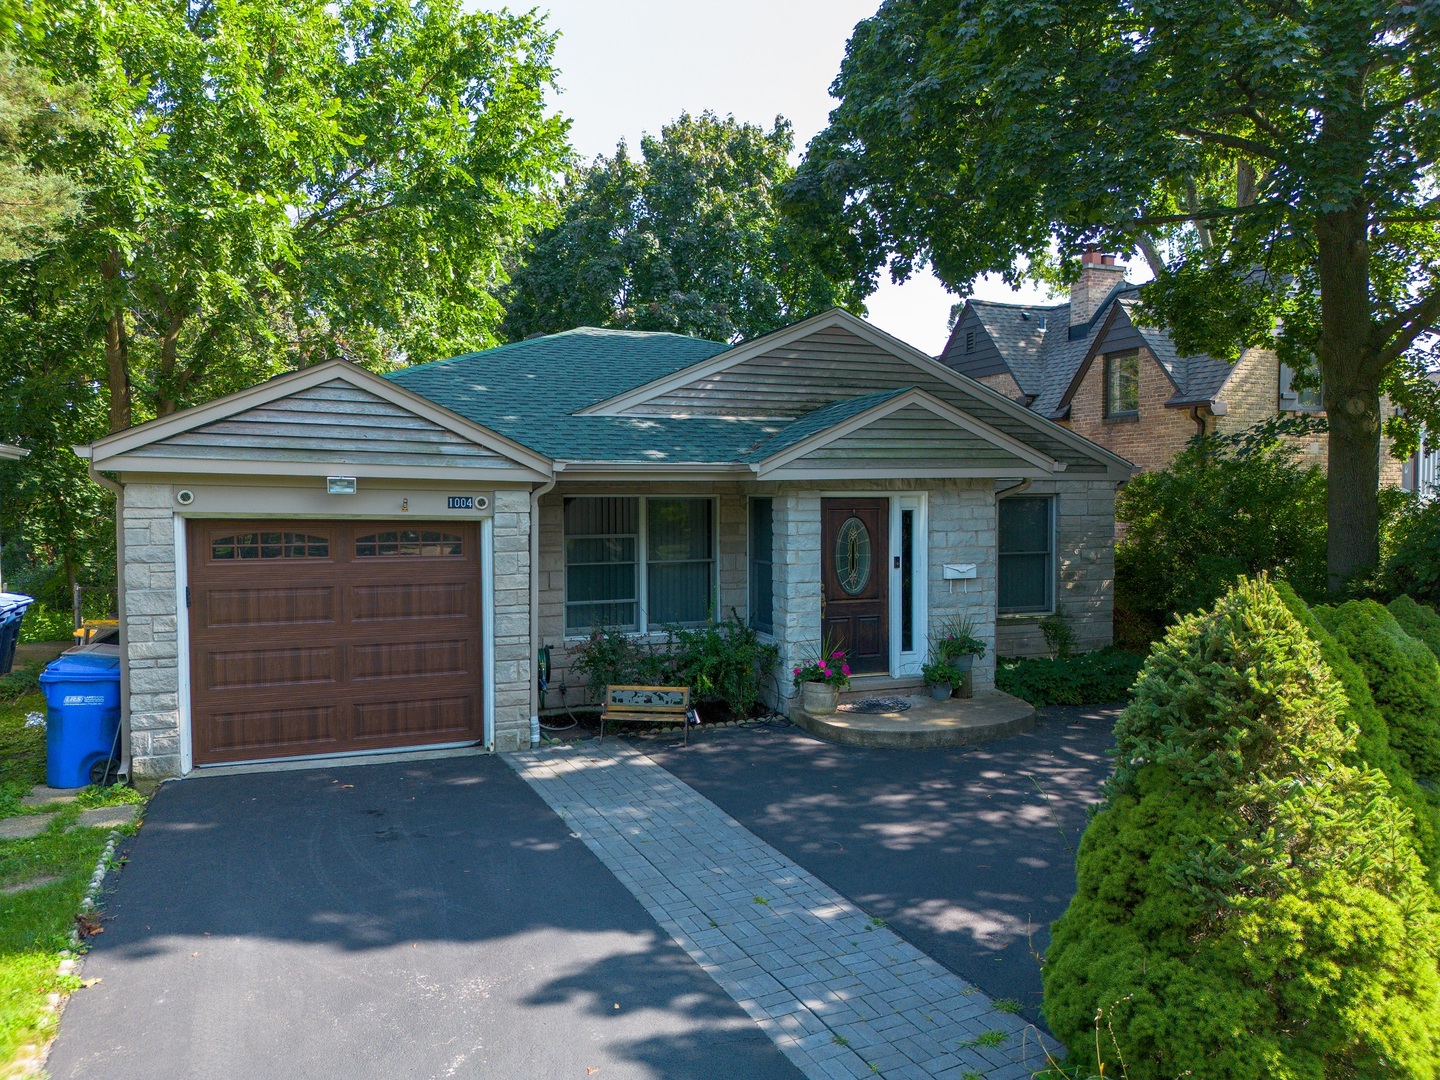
top-left (837, 674), bottom-right (926, 701)
top-left (792, 688), bottom-right (1036, 749)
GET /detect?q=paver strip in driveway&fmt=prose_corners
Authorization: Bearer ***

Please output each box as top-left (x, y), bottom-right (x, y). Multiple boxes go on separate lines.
top-left (509, 743), bottom-right (1058, 1080)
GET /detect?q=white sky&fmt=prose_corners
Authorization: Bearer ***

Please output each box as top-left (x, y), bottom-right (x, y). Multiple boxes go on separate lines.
top-left (495, 0), bottom-right (1059, 355)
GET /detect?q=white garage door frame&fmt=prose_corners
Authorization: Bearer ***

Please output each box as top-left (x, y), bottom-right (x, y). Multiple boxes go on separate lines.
top-left (173, 512), bottom-right (497, 775)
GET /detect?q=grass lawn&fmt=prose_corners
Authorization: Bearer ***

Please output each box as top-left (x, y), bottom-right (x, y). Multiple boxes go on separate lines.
top-left (0, 691), bottom-right (144, 1077)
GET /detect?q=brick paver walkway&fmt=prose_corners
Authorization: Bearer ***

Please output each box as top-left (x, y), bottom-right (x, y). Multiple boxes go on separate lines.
top-left (508, 742), bottom-right (1057, 1080)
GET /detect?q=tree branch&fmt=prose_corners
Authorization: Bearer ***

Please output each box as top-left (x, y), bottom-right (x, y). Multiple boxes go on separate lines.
top-left (1376, 288), bottom-right (1440, 366)
top-left (1172, 126), bottom-right (1283, 162)
top-left (1131, 201), bottom-right (1278, 227)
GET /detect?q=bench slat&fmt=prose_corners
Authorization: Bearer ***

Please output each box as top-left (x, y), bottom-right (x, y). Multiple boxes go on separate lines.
top-left (601, 685), bottom-right (694, 744)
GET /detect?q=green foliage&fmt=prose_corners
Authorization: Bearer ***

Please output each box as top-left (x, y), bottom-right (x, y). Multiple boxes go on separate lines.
top-left (1115, 435), bottom-right (1326, 639)
top-left (1044, 577), bottom-right (1440, 1079)
top-left (1314, 601), bottom-right (1440, 781)
top-left (502, 111), bottom-right (863, 344)
top-left (1384, 500), bottom-right (1440, 608)
top-left (932, 614), bottom-right (986, 660)
top-left (568, 615), bottom-right (779, 719)
top-left (17, 603), bottom-right (70, 644)
top-left (792, 0), bottom-right (1440, 583)
top-left (1391, 596), bottom-right (1440, 664)
top-left (0, 50), bottom-right (87, 261)
top-left (1038, 614), bottom-right (1076, 660)
top-left (668, 615), bottom-right (780, 719)
top-left (1275, 583), bottom-right (1440, 884)
top-left (0, 663), bottom-right (39, 700)
top-left (920, 658), bottom-right (960, 687)
top-left (995, 649), bottom-right (1143, 706)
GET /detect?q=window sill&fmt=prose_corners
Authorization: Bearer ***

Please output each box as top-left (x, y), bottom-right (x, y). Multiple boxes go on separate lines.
top-left (998, 611), bottom-right (1055, 620)
top-left (1102, 413), bottom-right (1139, 424)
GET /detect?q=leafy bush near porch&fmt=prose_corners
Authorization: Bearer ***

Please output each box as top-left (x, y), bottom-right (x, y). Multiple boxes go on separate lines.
top-left (994, 648), bottom-right (1143, 706)
top-left (1114, 435), bottom-right (1326, 643)
top-left (1390, 595), bottom-right (1440, 663)
top-left (1043, 577), bottom-right (1440, 1079)
top-left (1383, 498), bottom-right (1440, 607)
top-left (1275, 583), bottom-right (1440, 883)
top-left (569, 613), bottom-right (779, 719)
top-left (1313, 600), bottom-right (1440, 780)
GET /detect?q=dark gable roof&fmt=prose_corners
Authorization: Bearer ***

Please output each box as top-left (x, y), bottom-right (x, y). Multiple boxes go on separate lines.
top-left (946, 283), bottom-right (1235, 419)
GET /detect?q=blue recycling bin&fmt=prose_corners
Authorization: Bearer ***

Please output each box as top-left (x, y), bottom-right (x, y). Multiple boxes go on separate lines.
top-left (39, 652), bottom-right (122, 789)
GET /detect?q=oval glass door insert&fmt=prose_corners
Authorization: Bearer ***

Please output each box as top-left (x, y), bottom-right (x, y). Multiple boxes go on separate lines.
top-left (834, 516), bottom-right (872, 595)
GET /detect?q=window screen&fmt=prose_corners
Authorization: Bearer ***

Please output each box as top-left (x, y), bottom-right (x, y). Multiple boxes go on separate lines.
top-left (749, 498), bottom-right (774, 635)
top-left (998, 496), bottom-right (1053, 613)
top-left (1104, 351), bottom-right (1139, 417)
top-left (564, 497), bottom-right (639, 632)
top-left (646, 498), bottom-right (715, 626)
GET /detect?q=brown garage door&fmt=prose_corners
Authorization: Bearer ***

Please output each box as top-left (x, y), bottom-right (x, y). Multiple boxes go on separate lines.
top-left (187, 520), bottom-right (483, 765)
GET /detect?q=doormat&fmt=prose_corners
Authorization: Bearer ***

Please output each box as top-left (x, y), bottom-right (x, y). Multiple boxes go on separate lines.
top-left (837, 697), bottom-right (912, 714)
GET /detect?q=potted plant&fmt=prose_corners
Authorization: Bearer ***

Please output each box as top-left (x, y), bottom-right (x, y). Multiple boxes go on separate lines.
top-left (934, 615), bottom-right (987, 698)
top-left (921, 657), bottom-right (960, 700)
top-left (792, 639), bottom-right (851, 714)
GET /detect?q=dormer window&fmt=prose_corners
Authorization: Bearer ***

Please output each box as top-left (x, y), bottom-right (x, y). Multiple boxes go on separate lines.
top-left (1104, 350), bottom-right (1140, 418)
top-left (1037, 315), bottom-right (1047, 331)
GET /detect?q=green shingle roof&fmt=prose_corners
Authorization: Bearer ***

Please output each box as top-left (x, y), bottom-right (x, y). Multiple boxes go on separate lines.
top-left (388, 327), bottom-right (796, 463)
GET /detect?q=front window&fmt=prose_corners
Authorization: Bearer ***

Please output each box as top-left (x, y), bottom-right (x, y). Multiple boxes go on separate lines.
top-left (998, 496), bottom-right (1054, 614)
top-left (564, 496), bottom-right (715, 634)
top-left (1104, 350), bottom-right (1140, 418)
top-left (1279, 363), bottom-right (1322, 411)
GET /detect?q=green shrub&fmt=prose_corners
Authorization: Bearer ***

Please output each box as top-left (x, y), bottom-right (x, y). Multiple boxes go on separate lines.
top-left (1390, 595), bottom-right (1440, 663)
top-left (1044, 576), bottom-right (1440, 1079)
top-left (568, 613), bottom-right (779, 719)
top-left (1115, 435), bottom-right (1326, 641)
top-left (994, 648), bottom-right (1143, 706)
top-left (1314, 600), bottom-right (1440, 780)
top-left (0, 663), bottom-right (40, 701)
top-left (1384, 499), bottom-right (1440, 607)
top-left (1276, 582), bottom-right (1440, 883)
top-left (17, 603), bottom-right (72, 644)
top-left (669, 614), bottom-right (780, 718)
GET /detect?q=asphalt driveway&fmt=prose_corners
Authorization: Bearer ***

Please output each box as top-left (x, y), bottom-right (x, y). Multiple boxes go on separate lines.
top-left (45, 756), bottom-right (800, 1080)
top-left (643, 706), bottom-right (1118, 1022)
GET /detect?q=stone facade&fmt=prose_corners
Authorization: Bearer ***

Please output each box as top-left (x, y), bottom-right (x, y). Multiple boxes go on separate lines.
top-left (995, 479), bottom-right (1117, 659)
top-left (490, 488), bottom-right (534, 753)
top-left (1062, 347), bottom-right (1204, 473)
top-left (120, 484), bottom-right (183, 781)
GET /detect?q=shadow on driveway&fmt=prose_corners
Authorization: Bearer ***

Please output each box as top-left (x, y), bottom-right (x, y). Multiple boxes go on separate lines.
top-left (642, 705), bottom-right (1118, 1025)
top-left (46, 756), bottom-right (801, 1080)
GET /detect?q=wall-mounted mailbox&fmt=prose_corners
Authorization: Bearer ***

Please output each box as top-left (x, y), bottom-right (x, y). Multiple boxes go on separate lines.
top-left (942, 563), bottom-right (977, 580)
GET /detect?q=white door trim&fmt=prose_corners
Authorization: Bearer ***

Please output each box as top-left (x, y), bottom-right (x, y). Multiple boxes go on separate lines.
top-left (174, 514), bottom-right (194, 775)
top-left (481, 515), bottom-right (496, 751)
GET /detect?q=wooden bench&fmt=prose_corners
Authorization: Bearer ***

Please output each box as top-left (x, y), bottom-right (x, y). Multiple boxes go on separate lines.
top-left (600, 685), bottom-right (698, 745)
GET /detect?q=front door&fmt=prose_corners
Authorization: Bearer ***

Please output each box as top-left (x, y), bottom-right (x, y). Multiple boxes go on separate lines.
top-left (821, 498), bottom-right (889, 675)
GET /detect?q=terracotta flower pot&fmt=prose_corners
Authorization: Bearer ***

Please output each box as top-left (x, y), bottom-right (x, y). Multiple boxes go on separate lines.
top-left (802, 681), bottom-right (839, 715)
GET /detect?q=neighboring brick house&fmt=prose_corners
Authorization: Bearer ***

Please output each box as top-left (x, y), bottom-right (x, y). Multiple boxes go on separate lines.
top-left (940, 251), bottom-right (1404, 486)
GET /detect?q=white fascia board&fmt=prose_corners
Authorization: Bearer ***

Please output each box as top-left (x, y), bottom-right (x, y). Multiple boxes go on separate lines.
top-left (0, 442), bottom-right (30, 460)
top-left (762, 466), bottom-right (1064, 481)
top-left (579, 307), bottom-right (1133, 475)
top-left (85, 360), bottom-right (555, 478)
top-left (104, 454), bottom-right (550, 483)
top-left (756, 388), bottom-right (1061, 474)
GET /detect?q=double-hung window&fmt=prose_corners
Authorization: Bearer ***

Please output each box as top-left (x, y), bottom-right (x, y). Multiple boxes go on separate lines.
top-left (564, 496), bottom-right (716, 634)
top-left (1104, 350), bottom-right (1140, 418)
top-left (998, 496), bottom-right (1054, 614)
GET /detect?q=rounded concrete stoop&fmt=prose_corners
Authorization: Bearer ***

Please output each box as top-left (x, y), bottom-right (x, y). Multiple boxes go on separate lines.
top-left (789, 688), bottom-right (1036, 749)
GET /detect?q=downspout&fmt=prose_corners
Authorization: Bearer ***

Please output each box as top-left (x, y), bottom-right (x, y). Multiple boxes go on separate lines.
top-left (1191, 406), bottom-right (1205, 437)
top-left (996, 478), bottom-right (1032, 498)
top-left (86, 458), bottom-right (130, 782)
top-left (529, 475), bottom-right (557, 747)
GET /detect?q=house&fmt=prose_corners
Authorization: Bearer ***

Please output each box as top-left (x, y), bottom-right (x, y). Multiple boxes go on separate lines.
top-left (77, 310), bottom-right (1131, 781)
top-left (941, 251), bottom-right (1405, 485)
top-left (1400, 371), bottom-right (1440, 500)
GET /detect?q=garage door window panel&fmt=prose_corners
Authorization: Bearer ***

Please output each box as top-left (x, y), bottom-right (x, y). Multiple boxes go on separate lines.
top-left (354, 530), bottom-right (463, 558)
top-left (212, 532), bottom-right (330, 560)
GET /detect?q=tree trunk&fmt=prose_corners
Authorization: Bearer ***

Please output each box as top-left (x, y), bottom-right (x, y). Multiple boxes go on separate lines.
top-left (100, 249), bottom-right (131, 433)
top-left (1315, 206), bottom-right (1382, 592)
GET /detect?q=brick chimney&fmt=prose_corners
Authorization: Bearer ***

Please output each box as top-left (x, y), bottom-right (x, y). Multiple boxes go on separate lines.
top-left (1070, 249), bottom-right (1125, 327)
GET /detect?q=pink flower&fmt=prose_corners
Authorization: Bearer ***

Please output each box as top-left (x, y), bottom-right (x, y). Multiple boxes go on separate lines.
top-left (831, 650), bottom-right (844, 659)
top-left (793, 667), bottom-right (801, 676)
top-left (842, 664), bottom-right (851, 677)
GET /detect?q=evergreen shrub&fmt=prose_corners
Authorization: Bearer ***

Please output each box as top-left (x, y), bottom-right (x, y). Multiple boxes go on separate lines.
top-left (994, 649), bottom-right (1142, 706)
top-left (1390, 595), bottom-right (1440, 664)
top-left (1043, 577), bottom-right (1440, 1079)
top-left (1314, 600), bottom-right (1440, 780)
top-left (1275, 583), bottom-right (1440, 883)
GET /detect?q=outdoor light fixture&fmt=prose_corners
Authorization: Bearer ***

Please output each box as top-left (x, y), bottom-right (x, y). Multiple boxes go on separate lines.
top-left (326, 476), bottom-right (357, 495)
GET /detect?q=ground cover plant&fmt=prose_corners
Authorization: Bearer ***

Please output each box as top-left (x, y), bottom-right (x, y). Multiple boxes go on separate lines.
top-left (1314, 600), bottom-right (1440, 781)
top-left (994, 649), bottom-right (1143, 707)
top-left (0, 694), bottom-right (143, 1075)
top-left (1043, 577), bottom-right (1440, 1078)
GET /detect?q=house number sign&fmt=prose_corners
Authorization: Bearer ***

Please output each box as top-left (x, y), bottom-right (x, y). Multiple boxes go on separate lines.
top-left (447, 496), bottom-right (490, 510)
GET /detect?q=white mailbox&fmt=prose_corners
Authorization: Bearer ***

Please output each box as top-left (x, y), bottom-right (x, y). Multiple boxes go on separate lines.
top-left (942, 563), bottom-right (977, 580)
